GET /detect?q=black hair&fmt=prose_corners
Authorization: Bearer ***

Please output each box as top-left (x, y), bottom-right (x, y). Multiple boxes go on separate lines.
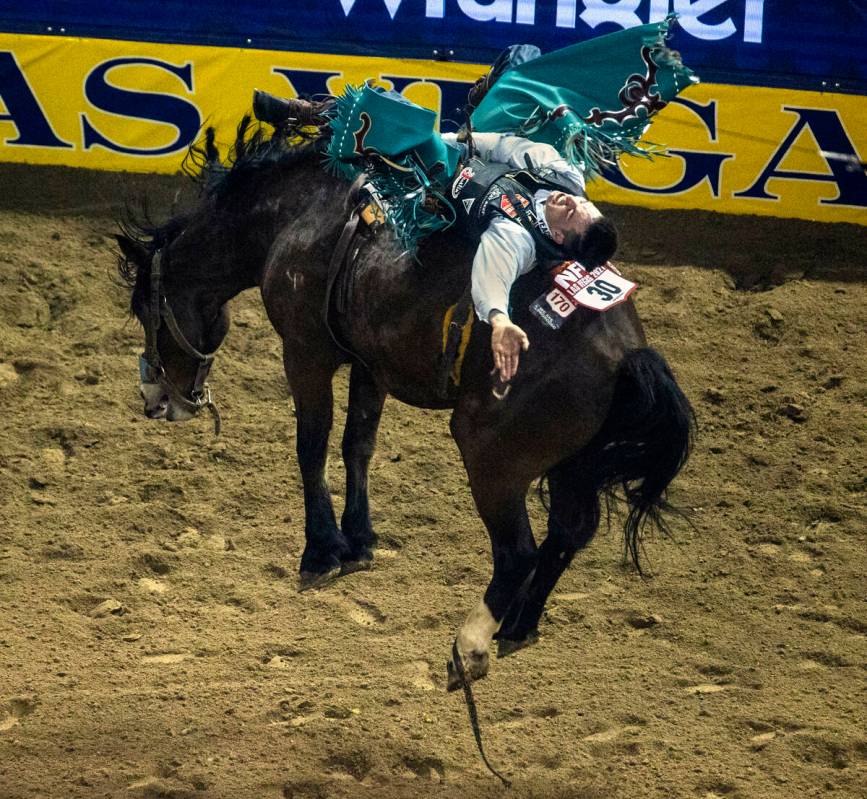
top-left (568, 216), bottom-right (618, 267)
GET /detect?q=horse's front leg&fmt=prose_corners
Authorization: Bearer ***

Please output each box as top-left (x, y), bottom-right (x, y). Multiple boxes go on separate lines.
top-left (340, 363), bottom-right (386, 570)
top-left (285, 348), bottom-right (350, 587)
top-left (448, 467), bottom-right (536, 691)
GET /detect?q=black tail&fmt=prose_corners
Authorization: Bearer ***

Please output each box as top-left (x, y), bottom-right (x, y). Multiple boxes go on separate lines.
top-left (543, 347), bottom-right (695, 572)
top-left (596, 347), bottom-right (695, 569)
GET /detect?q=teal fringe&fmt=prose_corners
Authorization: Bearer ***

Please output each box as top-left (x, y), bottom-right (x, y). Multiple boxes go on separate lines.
top-left (323, 83), bottom-right (366, 183)
top-left (520, 12), bottom-right (695, 177)
top-left (324, 84), bottom-right (453, 252)
top-left (369, 162), bottom-right (454, 252)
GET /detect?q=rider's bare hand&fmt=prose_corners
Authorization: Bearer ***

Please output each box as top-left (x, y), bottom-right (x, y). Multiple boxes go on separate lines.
top-left (489, 312), bottom-right (529, 383)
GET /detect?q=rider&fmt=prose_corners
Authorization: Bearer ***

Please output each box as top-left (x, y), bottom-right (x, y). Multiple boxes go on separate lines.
top-left (322, 16), bottom-right (696, 386)
top-left (442, 130), bottom-right (618, 384)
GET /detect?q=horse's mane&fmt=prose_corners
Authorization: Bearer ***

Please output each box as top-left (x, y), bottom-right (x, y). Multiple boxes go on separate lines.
top-left (117, 116), bottom-right (325, 303)
top-left (182, 116), bottom-right (325, 204)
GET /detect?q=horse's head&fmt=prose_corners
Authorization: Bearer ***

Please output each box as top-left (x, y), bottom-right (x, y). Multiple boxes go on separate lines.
top-left (117, 232), bottom-right (230, 431)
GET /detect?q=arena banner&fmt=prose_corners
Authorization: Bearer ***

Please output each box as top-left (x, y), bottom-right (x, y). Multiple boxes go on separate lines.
top-left (1, 1), bottom-right (864, 94)
top-left (1, 33), bottom-right (865, 226)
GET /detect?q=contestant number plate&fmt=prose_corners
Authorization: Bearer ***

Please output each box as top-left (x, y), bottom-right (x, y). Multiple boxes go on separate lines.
top-left (530, 262), bottom-right (637, 329)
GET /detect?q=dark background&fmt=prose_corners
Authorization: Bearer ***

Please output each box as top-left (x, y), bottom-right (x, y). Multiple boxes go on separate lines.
top-left (1, 1), bottom-right (865, 93)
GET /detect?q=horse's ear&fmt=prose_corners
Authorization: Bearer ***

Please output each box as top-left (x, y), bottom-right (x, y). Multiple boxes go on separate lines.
top-left (116, 234), bottom-right (148, 265)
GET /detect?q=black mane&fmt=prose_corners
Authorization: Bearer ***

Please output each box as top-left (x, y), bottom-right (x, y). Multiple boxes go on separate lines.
top-left (182, 116), bottom-right (325, 205)
top-left (117, 115), bottom-right (326, 309)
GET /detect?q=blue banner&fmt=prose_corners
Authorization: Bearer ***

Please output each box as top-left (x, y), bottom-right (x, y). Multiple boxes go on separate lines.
top-left (1, 2), bottom-right (864, 94)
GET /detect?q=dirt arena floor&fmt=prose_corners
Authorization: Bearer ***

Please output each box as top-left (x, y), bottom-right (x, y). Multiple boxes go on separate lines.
top-left (0, 165), bottom-right (864, 799)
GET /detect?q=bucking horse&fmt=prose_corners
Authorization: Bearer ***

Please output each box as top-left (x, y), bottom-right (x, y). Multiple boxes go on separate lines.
top-left (117, 112), bottom-right (694, 690)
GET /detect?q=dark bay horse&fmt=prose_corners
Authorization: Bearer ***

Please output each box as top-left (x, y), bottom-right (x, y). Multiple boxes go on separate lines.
top-left (117, 120), bottom-right (694, 688)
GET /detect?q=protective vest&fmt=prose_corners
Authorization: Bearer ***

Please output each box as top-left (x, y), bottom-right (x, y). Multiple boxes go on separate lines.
top-left (446, 156), bottom-right (570, 263)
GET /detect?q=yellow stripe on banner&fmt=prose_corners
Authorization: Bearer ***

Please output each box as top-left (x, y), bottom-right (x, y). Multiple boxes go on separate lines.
top-left (441, 302), bottom-right (474, 387)
top-left (1, 33), bottom-right (865, 225)
top-left (0, 33), bottom-right (482, 174)
top-left (590, 83), bottom-right (867, 226)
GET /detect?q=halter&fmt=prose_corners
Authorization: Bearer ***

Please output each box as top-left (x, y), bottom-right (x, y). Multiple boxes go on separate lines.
top-left (139, 249), bottom-right (222, 435)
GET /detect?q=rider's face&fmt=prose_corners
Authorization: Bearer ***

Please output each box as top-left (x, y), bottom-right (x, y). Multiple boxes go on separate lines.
top-left (544, 191), bottom-right (602, 247)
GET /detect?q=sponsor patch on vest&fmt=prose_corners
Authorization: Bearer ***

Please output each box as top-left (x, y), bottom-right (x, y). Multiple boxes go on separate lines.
top-left (462, 198), bottom-right (475, 213)
top-left (451, 165), bottom-right (475, 198)
top-left (514, 192), bottom-right (530, 208)
top-left (499, 195), bottom-right (517, 218)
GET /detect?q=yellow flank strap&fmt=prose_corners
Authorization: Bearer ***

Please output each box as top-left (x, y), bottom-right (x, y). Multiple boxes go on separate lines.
top-left (441, 302), bottom-right (475, 387)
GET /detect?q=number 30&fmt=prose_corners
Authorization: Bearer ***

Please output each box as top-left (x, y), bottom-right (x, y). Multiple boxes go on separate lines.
top-left (587, 279), bottom-right (621, 302)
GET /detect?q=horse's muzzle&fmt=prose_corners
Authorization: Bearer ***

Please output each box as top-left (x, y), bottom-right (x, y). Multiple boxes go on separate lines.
top-left (140, 381), bottom-right (169, 419)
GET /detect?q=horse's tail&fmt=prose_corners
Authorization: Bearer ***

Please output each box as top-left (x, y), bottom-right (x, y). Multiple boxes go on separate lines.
top-left (544, 347), bottom-right (695, 572)
top-left (596, 347), bottom-right (695, 569)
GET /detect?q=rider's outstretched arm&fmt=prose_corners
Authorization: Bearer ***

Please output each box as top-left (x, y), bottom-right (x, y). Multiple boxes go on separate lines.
top-left (472, 218), bottom-right (534, 384)
top-left (471, 217), bottom-right (533, 322)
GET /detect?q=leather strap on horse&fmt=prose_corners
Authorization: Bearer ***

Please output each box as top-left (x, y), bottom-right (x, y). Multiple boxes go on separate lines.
top-left (438, 286), bottom-right (474, 400)
top-left (161, 299), bottom-right (216, 397)
top-left (145, 249), bottom-right (163, 368)
top-left (327, 205), bottom-right (472, 398)
top-left (322, 207), bottom-right (374, 372)
top-left (141, 247), bottom-right (222, 435)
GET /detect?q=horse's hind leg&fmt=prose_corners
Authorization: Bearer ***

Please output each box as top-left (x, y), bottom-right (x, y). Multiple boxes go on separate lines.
top-left (339, 363), bottom-right (386, 571)
top-left (284, 347), bottom-right (351, 587)
top-left (445, 456), bottom-right (538, 689)
top-left (496, 457), bottom-right (600, 653)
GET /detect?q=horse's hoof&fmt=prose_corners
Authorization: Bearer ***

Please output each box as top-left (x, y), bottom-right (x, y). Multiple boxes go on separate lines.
top-left (339, 557), bottom-right (373, 576)
top-left (298, 566), bottom-right (341, 591)
top-left (446, 647), bottom-right (489, 692)
top-left (496, 629), bottom-right (539, 659)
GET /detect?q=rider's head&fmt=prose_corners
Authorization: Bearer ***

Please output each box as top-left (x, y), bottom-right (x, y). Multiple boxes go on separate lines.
top-left (544, 191), bottom-right (618, 267)
top-left (568, 216), bottom-right (619, 268)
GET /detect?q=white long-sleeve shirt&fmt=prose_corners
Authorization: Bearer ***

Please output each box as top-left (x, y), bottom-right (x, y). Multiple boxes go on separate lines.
top-left (442, 132), bottom-right (587, 322)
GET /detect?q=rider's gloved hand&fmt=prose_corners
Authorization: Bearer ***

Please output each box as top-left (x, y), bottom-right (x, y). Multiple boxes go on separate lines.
top-left (489, 311), bottom-right (529, 383)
